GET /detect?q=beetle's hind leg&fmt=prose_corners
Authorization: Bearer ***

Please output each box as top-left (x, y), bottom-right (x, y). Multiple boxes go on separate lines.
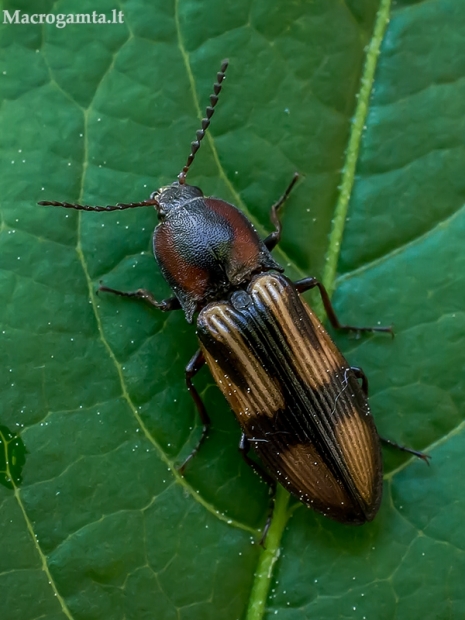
top-left (294, 277), bottom-right (393, 336)
top-left (351, 368), bottom-right (431, 464)
top-left (98, 284), bottom-right (181, 312)
top-left (239, 433), bottom-right (276, 545)
top-left (263, 173), bottom-right (299, 251)
top-left (179, 350), bottom-right (211, 473)
top-left (351, 366), bottom-right (369, 396)
top-left (380, 437), bottom-right (431, 465)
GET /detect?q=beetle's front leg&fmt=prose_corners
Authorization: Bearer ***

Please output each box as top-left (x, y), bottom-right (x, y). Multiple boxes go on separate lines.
top-left (98, 284), bottom-right (181, 312)
top-left (179, 349), bottom-right (211, 473)
top-left (263, 173), bottom-right (299, 251)
top-left (294, 277), bottom-right (393, 336)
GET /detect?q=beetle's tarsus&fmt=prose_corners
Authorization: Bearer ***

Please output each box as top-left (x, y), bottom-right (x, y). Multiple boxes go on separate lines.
top-left (380, 437), bottom-right (431, 465)
top-left (98, 285), bottom-right (181, 312)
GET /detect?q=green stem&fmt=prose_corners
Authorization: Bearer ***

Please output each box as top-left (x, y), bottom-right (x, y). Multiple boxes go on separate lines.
top-left (245, 486), bottom-right (290, 620)
top-left (322, 0), bottom-right (392, 295)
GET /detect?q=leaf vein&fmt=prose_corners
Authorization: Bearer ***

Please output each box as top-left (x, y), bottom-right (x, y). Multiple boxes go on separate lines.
top-left (336, 201), bottom-right (465, 284)
top-left (0, 429), bottom-right (75, 619)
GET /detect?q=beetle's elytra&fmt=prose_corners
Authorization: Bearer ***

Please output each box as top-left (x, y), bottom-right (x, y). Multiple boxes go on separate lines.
top-left (39, 59), bottom-right (428, 528)
top-left (198, 272), bottom-right (383, 523)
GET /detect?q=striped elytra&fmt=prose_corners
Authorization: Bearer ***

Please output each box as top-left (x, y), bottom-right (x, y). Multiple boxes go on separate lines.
top-left (197, 272), bottom-right (383, 524)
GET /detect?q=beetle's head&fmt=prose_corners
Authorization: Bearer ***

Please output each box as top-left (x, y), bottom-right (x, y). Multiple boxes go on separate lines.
top-left (150, 181), bottom-right (204, 218)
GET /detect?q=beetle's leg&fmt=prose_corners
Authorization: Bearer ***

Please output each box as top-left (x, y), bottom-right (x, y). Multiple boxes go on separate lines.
top-left (380, 437), bottom-right (431, 464)
top-left (294, 277), bottom-right (393, 336)
top-left (263, 173), bottom-right (299, 251)
top-left (239, 433), bottom-right (275, 487)
top-left (239, 433), bottom-right (276, 546)
top-left (351, 366), bottom-right (369, 395)
top-left (178, 350), bottom-right (211, 473)
top-left (351, 367), bottom-right (430, 464)
top-left (98, 284), bottom-right (181, 312)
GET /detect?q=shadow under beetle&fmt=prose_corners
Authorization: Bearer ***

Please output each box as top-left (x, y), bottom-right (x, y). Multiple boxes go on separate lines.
top-left (40, 60), bottom-right (429, 532)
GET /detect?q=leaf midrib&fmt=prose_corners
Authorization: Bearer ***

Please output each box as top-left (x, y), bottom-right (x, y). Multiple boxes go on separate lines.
top-left (245, 0), bottom-right (393, 617)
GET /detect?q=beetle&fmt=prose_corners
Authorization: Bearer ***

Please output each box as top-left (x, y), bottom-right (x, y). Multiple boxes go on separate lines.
top-left (39, 59), bottom-right (428, 529)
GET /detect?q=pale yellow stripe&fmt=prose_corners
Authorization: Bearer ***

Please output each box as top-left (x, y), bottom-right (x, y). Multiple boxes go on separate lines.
top-left (251, 275), bottom-right (339, 391)
top-left (251, 275), bottom-right (378, 504)
top-left (333, 413), bottom-right (378, 504)
top-left (276, 443), bottom-right (349, 509)
top-left (201, 305), bottom-right (285, 419)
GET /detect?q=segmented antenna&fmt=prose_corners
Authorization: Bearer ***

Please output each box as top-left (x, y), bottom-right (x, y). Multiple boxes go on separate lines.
top-left (37, 199), bottom-right (158, 211)
top-left (178, 59), bottom-right (229, 184)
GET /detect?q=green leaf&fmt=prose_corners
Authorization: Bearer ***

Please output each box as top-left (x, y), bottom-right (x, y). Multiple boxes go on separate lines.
top-left (0, 425), bottom-right (27, 489)
top-left (0, 0), bottom-right (463, 619)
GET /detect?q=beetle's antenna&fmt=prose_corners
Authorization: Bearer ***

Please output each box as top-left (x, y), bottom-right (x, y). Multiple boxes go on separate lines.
top-left (38, 199), bottom-right (159, 211)
top-left (178, 59), bottom-right (229, 184)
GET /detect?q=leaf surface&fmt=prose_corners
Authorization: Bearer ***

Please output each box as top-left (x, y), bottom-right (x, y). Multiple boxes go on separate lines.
top-left (0, 1), bottom-right (463, 619)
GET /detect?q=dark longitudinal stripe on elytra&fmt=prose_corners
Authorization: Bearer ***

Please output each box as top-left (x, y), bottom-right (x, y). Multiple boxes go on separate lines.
top-left (215, 305), bottom-right (322, 446)
top-left (255, 274), bottom-right (382, 515)
top-left (241, 299), bottom-right (361, 497)
top-left (251, 274), bottom-right (354, 431)
top-left (197, 275), bottom-right (378, 515)
top-left (203, 294), bottom-right (360, 513)
top-left (248, 298), bottom-right (338, 434)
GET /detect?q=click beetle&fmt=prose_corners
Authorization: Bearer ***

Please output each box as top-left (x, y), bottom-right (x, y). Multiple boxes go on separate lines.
top-left (39, 60), bottom-right (428, 529)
